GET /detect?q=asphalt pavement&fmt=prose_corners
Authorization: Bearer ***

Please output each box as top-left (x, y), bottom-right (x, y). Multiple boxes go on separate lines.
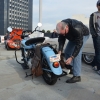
top-left (0, 44), bottom-right (100, 100)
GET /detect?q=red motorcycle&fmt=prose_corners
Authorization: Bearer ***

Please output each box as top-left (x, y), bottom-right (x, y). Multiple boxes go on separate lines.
top-left (5, 27), bottom-right (23, 50)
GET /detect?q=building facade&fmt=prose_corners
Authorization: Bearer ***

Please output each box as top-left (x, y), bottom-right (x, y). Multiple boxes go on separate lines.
top-left (0, 0), bottom-right (33, 35)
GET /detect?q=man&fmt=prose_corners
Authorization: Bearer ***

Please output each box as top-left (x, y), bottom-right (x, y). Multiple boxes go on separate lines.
top-left (89, 0), bottom-right (100, 75)
top-left (56, 19), bottom-right (89, 83)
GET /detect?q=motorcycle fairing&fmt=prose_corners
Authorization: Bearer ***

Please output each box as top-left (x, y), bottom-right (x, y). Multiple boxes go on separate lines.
top-left (42, 46), bottom-right (62, 75)
top-left (21, 39), bottom-right (35, 49)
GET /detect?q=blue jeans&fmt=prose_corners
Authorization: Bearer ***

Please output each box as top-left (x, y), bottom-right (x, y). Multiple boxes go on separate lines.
top-left (64, 35), bottom-right (89, 76)
top-left (92, 36), bottom-right (100, 70)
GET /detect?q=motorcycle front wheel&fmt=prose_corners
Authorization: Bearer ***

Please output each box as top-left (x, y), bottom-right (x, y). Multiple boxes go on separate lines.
top-left (42, 58), bottom-right (57, 85)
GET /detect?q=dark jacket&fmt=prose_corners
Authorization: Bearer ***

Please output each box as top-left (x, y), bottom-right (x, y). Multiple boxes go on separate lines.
top-left (58, 19), bottom-right (89, 57)
top-left (89, 13), bottom-right (98, 37)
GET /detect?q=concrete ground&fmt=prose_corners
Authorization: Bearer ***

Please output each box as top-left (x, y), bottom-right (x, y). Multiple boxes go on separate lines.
top-left (0, 44), bottom-right (100, 100)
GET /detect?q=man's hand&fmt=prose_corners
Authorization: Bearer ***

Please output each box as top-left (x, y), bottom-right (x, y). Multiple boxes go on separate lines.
top-left (65, 57), bottom-right (73, 65)
top-left (58, 51), bottom-right (61, 55)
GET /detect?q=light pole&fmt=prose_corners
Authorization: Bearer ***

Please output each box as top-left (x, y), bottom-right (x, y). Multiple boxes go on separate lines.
top-left (39, 0), bottom-right (44, 37)
top-left (39, 0), bottom-right (42, 30)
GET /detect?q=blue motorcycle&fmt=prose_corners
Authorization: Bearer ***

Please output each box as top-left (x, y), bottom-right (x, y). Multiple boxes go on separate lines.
top-left (9, 23), bottom-right (69, 85)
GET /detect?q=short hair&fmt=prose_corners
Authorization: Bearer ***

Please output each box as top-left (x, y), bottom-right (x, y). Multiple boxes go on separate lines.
top-left (56, 22), bottom-right (68, 33)
top-left (97, 0), bottom-right (100, 6)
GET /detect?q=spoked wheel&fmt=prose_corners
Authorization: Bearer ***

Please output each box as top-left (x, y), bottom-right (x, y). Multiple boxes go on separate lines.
top-left (15, 49), bottom-right (29, 69)
top-left (42, 58), bottom-right (57, 85)
top-left (22, 50), bottom-right (31, 69)
top-left (82, 54), bottom-right (94, 65)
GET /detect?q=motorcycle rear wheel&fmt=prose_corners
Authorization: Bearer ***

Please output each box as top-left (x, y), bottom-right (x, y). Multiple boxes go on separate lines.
top-left (42, 58), bottom-right (57, 85)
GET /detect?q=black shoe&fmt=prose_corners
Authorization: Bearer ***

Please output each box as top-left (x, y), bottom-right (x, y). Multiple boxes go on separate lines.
top-left (66, 76), bottom-right (81, 83)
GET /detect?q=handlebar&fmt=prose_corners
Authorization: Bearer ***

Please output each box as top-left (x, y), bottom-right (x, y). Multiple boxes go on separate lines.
top-left (32, 30), bottom-right (44, 33)
top-left (8, 25), bottom-right (44, 39)
top-left (21, 30), bottom-right (44, 39)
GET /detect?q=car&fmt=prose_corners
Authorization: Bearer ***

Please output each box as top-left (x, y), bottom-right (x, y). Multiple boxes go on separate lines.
top-left (44, 35), bottom-right (95, 65)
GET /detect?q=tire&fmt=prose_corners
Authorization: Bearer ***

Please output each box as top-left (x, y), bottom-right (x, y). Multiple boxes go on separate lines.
top-left (42, 58), bottom-right (57, 85)
top-left (82, 54), bottom-right (94, 65)
top-left (23, 51), bottom-right (29, 66)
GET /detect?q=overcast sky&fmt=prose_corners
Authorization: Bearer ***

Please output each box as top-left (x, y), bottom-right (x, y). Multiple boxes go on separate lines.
top-left (33, 0), bottom-right (97, 31)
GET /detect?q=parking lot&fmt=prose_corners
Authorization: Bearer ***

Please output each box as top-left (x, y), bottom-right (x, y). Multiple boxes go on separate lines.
top-left (0, 44), bottom-right (100, 100)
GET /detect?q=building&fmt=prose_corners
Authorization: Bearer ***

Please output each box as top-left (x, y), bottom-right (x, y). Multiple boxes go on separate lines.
top-left (72, 14), bottom-right (89, 27)
top-left (0, 0), bottom-right (33, 35)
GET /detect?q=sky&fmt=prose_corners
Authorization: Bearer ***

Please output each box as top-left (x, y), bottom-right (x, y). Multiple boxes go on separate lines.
top-left (33, 0), bottom-right (97, 31)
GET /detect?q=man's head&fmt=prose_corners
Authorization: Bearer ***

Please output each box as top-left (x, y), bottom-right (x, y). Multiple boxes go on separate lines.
top-left (97, 0), bottom-right (100, 11)
top-left (56, 22), bottom-right (69, 36)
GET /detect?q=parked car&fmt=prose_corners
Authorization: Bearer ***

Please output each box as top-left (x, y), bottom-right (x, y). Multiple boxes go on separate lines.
top-left (45, 35), bottom-right (95, 65)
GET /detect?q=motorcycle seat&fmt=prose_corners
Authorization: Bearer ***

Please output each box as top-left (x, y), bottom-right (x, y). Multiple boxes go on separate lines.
top-left (25, 37), bottom-right (45, 46)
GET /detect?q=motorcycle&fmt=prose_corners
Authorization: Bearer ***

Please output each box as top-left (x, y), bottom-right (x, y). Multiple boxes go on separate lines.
top-left (8, 23), bottom-right (69, 85)
top-left (5, 27), bottom-right (23, 50)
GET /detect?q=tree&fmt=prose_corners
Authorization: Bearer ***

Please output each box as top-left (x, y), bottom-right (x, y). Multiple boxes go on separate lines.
top-left (42, 29), bottom-right (45, 33)
top-left (46, 30), bottom-right (51, 33)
